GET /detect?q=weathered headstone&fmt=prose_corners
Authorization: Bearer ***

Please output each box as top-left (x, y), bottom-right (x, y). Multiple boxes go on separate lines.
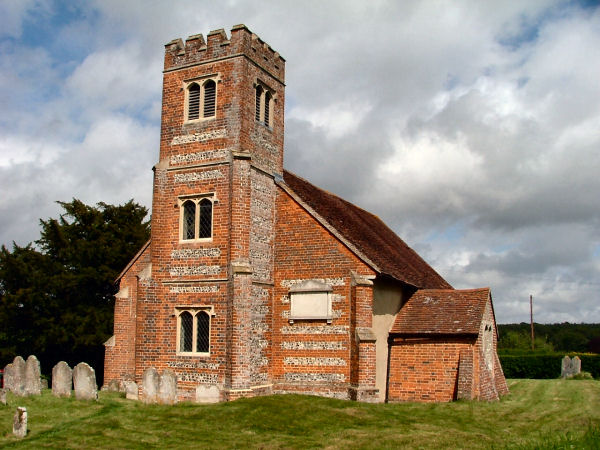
top-left (24, 355), bottom-right (42, 396)
top-left (3, 364), bottom-right (14, 392)
top-left (52, 361), bottom-right (72, 397)
top-left (572, 356), bottom-right (581, 376)
top-left (158, 370), bottom-right (177, 405)
top-left (0, 388), bottom-right (6, 405)
top-left (12, 356), bottom-right (26, 396)
top-left (124, 381), bottom-right (139, 400)
top-left (12, 407), bottom-right (27, 438)
top-left (105, 379), bottom-right (120, 392)
top-left (142, 367), bottom-right (159, 404)
top-left (561, 355), bottom-right (571, 378)
top-left (73, 362), bottom-right (98, 400)
top-left (196, 385), bottom-right (220, 403)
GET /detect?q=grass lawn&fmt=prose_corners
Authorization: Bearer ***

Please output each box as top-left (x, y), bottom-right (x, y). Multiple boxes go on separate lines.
top-left (0, 379), bottom-right (599, 449)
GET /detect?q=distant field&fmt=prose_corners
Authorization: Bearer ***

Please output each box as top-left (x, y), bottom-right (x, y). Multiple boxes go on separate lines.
top-left (1, 379), bottom-right (599, 449)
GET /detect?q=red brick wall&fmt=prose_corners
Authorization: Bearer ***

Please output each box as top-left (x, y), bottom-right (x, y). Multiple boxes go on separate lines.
top-left (388, 337), bottom-right (475, 402)
top-left (273, 187), bottom-right (376, 399)
top-left (104, 243), bottom-right (151, 385)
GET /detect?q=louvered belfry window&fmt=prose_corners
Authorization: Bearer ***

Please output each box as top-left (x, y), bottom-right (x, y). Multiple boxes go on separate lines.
top-left (198, 198), bottom-right (212, 238)
top-left (196, 311), bottom-right (210, 353)
top-left (255, 85), bottom-right (263, 121)
top-left (180, 311), bottom-right (193, 352)
top-left (203, 80), bottom-right (216, 117)
top-left (188, 83), bottom-right (200, 120)
top-left (264, 91), bottom-right (271, 126)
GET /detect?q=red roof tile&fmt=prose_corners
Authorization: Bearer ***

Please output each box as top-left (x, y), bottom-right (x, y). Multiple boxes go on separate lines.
top-left (281, 170), bottom-right (451, 289)
top-left (390, 288), bottom-right (491, 335)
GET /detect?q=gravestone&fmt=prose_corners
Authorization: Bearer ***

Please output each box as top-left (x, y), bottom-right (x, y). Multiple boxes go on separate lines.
top-left (52, 361), bottom-right (73, 397)
top-left (196, 385), bottom-right (220, 403)
top-left (13, 407), bottom-right (27, 438)
top-left (124, 381), bottom-right (139, 400)
top-left (561, 355), bottom-right (582, 378)
top-left (572, 356), bottom-right (581, 375)
top-left (73, 362), bottom-right (98, 400)
top-left (24, 355), bottom-right (42, 396)
top-left (158, 370), bottom-right (177, 405)
top-left (142, 367), bottom-right (159, 404)
top-left (105, 379), bottom-right (120, 392)
top-left (0, 388), bottom-right (6, 405)
top-left (12, 356), bottom-right (26, 396)
top-left (3, 364), bottom-right (14, 392)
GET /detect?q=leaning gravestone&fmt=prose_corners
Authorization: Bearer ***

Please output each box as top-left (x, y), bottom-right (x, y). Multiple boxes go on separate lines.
top-left (13, 407), bottom-right (27, 438)
top-left (158, 370), bottom-right (177, 405)
top-left (0, 388), bottom-right (7, 405)
top-left (24, 355), bottom-right (42, 396)
top-left (142, 367), bottom-right (159, 404)
top-left (73, 362), bottom-right (98, 400)
top-left (123, 381), bottom-right (139, 400)
top-left (52, 361), bottom-right (73, 397)
top-left (12, 356), bottom-right (26, 396)
top-left (3, 364), bottom-right (14, 392)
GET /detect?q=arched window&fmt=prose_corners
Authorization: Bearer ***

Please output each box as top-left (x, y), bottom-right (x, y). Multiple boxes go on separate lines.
top-left (264, 91), bottom-right (272, 127)
top-left (179, 196), bottom-right (215, 241)
top-left (198, 198), bottom-right (212, 239)
top-left (179, 311), bottom-right (193, 352)
top-left (185, 78), bottom-right (217, 121)
top-left (176, 308), bottom-right (212, 355)
top-left (182, 200), bottom-right (196, 240)
top-left (188, 83), bottom-right (200, 120)
top-left (196, 311), bottom-right (210, 353)
top-left (203, 79), bottom-right (216, 117)
top-left (255, 85), bottom-right (263, 122)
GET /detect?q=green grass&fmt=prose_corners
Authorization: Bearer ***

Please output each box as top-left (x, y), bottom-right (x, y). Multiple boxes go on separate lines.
top-left (1, 379), bottom-right (599, 449)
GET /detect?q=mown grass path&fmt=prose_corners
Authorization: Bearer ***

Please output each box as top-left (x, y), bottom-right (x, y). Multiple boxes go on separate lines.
top-left (1, 379), bottom-right (599, 448)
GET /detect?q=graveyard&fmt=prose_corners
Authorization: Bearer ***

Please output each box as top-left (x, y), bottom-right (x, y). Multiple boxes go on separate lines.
top-left (0, 376), bottom-right (598, 448)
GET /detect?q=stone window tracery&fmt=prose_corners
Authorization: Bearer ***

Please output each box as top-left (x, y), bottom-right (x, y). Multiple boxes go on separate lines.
top-left (185, 77), bottom-right (218, 122)
top-left (178, 195), bottom-right (215, 242)
top-left (176, 307), bottom-right (213, 355)
top-left (254, 82), bottom-right (274, 128)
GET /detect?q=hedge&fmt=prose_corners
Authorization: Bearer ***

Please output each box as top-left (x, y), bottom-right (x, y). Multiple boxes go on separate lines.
top-left (499, 353), bottom-right (600, 379)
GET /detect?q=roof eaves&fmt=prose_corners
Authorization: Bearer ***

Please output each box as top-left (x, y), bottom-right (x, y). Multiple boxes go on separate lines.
top-left (115, 239), bottom-right (151, 283)
top-left (276, 179), bottom-right (382, 275)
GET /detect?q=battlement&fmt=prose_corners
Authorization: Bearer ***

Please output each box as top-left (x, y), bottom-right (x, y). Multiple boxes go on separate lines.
top-left (164, 24), bottom-right (285, 82)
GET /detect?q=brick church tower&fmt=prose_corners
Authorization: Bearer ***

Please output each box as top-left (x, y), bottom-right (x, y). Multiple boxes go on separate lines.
top-left (133, 25), bottom-right (284, 400)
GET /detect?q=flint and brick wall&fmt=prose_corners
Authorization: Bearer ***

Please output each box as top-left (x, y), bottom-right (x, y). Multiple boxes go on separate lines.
top-left (273, 187), bottom-right (377, 399)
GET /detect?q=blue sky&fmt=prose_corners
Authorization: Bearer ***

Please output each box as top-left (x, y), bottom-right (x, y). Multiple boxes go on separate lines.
top-left (1, 0), bottom-right (599, 323)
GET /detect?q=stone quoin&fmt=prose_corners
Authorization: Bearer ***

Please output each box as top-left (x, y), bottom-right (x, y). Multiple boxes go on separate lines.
top-left (103, 24), bottom-right (508, 403)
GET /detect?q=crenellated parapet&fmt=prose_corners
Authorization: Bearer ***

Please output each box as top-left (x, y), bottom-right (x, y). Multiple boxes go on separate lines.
top-left (164, 24), bottom-right (285, 83)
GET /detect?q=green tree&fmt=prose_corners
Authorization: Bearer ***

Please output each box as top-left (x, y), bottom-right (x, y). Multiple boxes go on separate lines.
top-left (0, 199), bottom-right (149, 381)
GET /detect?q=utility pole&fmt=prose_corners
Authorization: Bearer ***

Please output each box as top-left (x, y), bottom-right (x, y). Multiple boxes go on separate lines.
top-left (530, 294), bottom-right (535, 350)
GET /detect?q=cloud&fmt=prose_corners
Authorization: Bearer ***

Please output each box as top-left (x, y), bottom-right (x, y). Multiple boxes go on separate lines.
top-left (0, 0), bottom-right (599, 323)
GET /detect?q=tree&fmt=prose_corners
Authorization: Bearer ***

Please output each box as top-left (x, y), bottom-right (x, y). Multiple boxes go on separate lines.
top-left (0, 199), bottom-right (150, 381)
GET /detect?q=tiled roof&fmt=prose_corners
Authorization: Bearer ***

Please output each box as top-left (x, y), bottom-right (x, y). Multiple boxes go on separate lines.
top-left (281, 170), bottom-right (451, 289)
top-left (390, 288), bottom-right (491, 335)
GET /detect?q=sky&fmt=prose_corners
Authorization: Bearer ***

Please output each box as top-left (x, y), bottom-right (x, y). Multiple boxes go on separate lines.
top-left (1, 0), bottom-right (599, 324)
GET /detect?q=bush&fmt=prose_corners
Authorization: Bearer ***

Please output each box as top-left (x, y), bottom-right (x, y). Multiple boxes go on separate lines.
top-left (499, 353), bottom-right (600, 379)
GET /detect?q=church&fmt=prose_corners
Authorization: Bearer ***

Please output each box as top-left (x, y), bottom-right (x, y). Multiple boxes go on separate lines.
top-left (103, 25), bottom-right (508, 403)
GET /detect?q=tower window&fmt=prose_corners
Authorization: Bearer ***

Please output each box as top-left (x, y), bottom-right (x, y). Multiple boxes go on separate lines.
top-left (176, 307), bottom-right (212, 355)
top-left (178, 195), bottom-right (215, 241)
top-left (185, 78), bottom-right (218, 122)
top-left (255, 83), bottom-right (274, 128)
top-left (203, 80), bottom-right (216, 117)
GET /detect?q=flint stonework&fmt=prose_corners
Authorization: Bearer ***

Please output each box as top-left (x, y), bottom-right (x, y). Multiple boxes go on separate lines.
top-left (13, 407), bottom-right (27, 438)
top-left (73, 362), bottom-right (98, 400)
top-left (24, 355), bottom-right (42, 396)
top-left (52, 361), bottom-right (73, 397)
